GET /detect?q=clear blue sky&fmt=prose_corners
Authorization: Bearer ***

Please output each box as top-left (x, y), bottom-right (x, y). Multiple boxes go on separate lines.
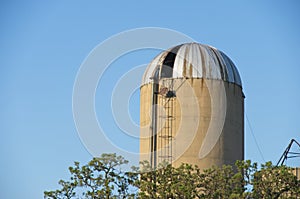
top-left (1, 1), bottom-right (300, 198)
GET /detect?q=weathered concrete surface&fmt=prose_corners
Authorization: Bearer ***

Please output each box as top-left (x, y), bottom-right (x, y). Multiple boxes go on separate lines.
top-left (140, 78), bottom-right (244, 169)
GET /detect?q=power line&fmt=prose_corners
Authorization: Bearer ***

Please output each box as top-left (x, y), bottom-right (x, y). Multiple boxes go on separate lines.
top-left (246, 113), bottom-right (266, 162)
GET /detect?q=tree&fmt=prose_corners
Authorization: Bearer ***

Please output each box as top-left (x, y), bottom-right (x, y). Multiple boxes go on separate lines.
top-left (138, 161), bottom-right (248, 199)
top-left (45, 154), bottom-right (300, 199)
top-left (44, 153), bottom-right (138, 199)
top-left (252, 161), bottom-right (300, 199)
top-left (138, 160), bottom-right (300, 199)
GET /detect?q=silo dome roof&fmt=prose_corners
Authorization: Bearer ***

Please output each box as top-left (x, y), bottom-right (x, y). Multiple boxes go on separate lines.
top-left (142, 43), bottom-right (242, 87)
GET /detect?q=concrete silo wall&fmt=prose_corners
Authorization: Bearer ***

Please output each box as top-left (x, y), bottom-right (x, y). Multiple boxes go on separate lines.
top-left (140, 78), bottom-right (244, 169)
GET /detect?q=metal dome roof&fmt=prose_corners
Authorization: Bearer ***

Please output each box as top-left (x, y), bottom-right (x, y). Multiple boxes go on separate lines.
top-left (142, 43), bottom-right (242, 86)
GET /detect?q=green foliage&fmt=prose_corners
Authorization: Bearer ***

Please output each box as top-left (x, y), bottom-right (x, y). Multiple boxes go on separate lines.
top-left (252, 161), bottom-right (300, 199)
top-left (45, 154), bottom-right (300, 199)
top-left (44, 153), bottom-right (138, 199)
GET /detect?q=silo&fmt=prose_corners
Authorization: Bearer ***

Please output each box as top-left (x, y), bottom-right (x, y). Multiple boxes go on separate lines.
top-left (140, 43), bottom-right (244, 169)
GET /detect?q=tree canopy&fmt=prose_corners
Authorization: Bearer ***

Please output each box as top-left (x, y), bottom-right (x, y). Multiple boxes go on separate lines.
top-left (44, 153), bottom-right (300, 199)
